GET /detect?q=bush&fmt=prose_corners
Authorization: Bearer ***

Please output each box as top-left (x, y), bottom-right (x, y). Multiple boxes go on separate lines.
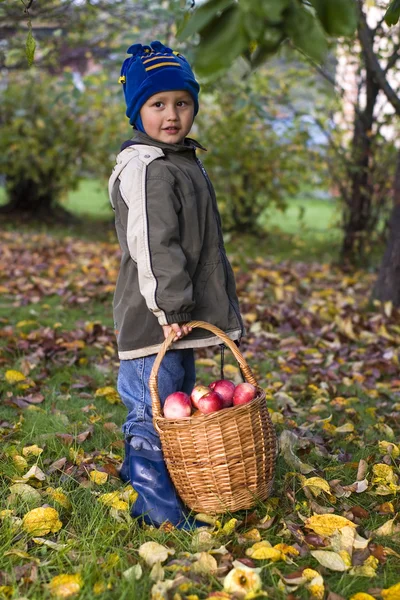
top-left (196, 65), bottom-right (329, 234)
top-left (0, 69), bottom-right (130, 216)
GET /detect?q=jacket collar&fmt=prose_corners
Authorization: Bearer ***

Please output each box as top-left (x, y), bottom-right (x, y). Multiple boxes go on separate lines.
top-left (125, 130), bottom-right (207, 152)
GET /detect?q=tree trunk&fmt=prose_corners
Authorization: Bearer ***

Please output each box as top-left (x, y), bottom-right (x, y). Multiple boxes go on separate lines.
top-left (340, 37), bottom-right (380, 266)
top-left (372, 149), bottom-right (400, 306)
top-left (341, 114), bottom-right (373, 265)
top-left (0, 179), bottom-right (53, 215)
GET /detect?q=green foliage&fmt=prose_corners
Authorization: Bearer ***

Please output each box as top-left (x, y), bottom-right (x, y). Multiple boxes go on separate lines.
top-left (178, 0), bottom-right (357, 74)
top-left (196, 65), bottom-right (328, 234)
top-left (0, 70), bottom-right (129, 213)
top-left (384, 0), bottom-right (400, 25)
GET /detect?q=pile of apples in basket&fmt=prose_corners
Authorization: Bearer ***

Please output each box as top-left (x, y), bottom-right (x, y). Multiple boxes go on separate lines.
top-left (163, 380), bottom-right (257, 419)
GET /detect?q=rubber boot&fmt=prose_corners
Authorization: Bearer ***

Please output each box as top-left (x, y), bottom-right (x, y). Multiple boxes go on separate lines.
top-left (118, 440), bottom-right (130, 483)
top-left (129, 447), bottom-right (207, 530)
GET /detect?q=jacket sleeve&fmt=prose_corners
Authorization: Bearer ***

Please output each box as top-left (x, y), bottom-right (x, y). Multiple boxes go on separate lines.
top-left (123, 170), bottom-right (195, 326)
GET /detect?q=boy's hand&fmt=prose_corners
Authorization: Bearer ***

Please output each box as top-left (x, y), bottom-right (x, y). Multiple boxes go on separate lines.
top-left (162, 322), bottom-right (192, 341)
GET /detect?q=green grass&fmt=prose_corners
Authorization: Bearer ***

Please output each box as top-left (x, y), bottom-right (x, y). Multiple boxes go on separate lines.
top-left (62, 180), bottom-right (113, 220)
top-left (1, 185), bottom-right (398, 599)
top-left (1, 179), bottom-right (341, 261)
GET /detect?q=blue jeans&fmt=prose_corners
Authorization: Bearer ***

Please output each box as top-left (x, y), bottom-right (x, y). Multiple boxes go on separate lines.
top-left (117, 349), bottom-right (196, 449)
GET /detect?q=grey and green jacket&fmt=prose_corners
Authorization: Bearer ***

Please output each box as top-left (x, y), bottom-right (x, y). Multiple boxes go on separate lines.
top-left (108, 131), bottom-right (243, 360)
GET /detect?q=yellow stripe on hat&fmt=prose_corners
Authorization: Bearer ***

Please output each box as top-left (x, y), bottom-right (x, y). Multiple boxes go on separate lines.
top-left (142, 55), bottom-right (164, 64)
top-left (145, 61), bottom-right (181, 72)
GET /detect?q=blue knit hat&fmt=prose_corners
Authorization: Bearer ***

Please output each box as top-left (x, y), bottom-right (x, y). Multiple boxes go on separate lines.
top-left (119, 41), bottom-right (200, 128)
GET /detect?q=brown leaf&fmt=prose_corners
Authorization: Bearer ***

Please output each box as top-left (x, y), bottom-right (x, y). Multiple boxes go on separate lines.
top-left (235, 558), bottom-right (256, 569)
top-left (75, 426), bottom-right (94, 443)
top-left (55, 433), bottom-right (74, 446)
top-left (304, 534), bottom-right (330, 548)
top-left (349, 506), bottom-right (369, 519)
top-left (47, 457), bottom-right (67, 473)
top-left (369, 542), bottom-right (387, 564)
top-left (327, 592), bottom-right (345, 600)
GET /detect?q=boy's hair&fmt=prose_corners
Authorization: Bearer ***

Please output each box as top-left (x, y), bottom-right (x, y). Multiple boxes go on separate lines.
top-left (119, 40), bottom-right (200, 126)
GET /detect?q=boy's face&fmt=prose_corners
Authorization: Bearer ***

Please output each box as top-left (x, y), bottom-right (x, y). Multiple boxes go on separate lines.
top-left (139, 90), bottom-right (195, 144)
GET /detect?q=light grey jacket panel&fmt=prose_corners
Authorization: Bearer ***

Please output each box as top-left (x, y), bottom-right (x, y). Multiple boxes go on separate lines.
top-left (110, 131), bottom-right (244, 359)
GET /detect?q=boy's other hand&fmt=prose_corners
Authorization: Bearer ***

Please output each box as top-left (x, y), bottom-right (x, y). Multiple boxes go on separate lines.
top-left (162, 322), bottom-right (192, 341)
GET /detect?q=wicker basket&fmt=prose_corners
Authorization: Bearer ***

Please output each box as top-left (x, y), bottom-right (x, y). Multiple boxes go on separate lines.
top-left (149, 320), bottom-right (277, 514)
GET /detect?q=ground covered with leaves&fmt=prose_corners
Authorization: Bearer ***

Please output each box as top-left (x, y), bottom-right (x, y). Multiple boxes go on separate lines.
top-left (1, 230), bottom-right (400, 600)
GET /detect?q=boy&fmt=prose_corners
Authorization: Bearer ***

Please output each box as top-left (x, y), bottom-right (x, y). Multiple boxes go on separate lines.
top-left (109, 41), bottom-right (243, 528)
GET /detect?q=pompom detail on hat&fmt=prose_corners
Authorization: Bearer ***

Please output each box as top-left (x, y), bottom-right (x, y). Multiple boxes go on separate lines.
top-left (150, 41), bottom-right (172, 54)
top-left (126, 43), bottom-right (143, 57)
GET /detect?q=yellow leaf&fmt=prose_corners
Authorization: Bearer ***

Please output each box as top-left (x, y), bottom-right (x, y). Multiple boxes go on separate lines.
top-left (310, 550), bottom-right (349, 571)
top-left (46, 487), bottom-right (72, 510)
top-left (17, 320), bottom-right (38, 328)
top-left (94, 386), bottom-right (121, 404)
top-left (5, 370), bottom-right (25, 384)
top-left (241, 529), bottom-right (261, 542)
top-left (138, 541), bottom-right (175, 566)
top-left (8, 483), bottom-right (42, 507)
top-left (382, 582), bottom-right (400, 600)
top-left (223, 567), bottom-right (262, 597)
top-left (334, 422), bottom-right (355, 434)
top-left (303, 477), bottom-right (331, 496)
top-left (13, 455), bottom-right (28, 472)
top-left (307, 576), bottom-right (325, 600)
top-left (378, 441), bottom-right (400, 458)
top-left (371, 463), bottom-right (400, 495)
top-left (191, 552), bottom-right (218, 575)
top-left (349, 555), bottom-right (379, 577)
top-left (305, 514), bottom-right (357, 537)
top-left (48, 573), bottom-right (83, 598)
top-left (123, 564), bottom-right (143, 581)
top-left (119, 485), bottom-right (138, 504)
top-left (220, 518), bottom-right (238, 535)
top-left (247, 546), bottom-right (282, 561)
top-left (222, 364), bottom-right (240, 377)
top-left (302, 568), bottom-right (320, 580)
top-left (89, 470), bottom-right (108, 485)
top-left (350, 594), bottom-right (376, 600)
top-left (195, 358), bottom-right (218, 367)
top-left (22, 507), bottom-right (62, 536)
top-left (22, 444), bottom-right (44, 458)
top-left (273, 543), bottom-right (299, 557)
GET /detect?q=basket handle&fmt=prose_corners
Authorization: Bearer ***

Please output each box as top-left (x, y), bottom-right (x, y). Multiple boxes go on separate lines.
top-left (149, 320), bottom-right (258, 421)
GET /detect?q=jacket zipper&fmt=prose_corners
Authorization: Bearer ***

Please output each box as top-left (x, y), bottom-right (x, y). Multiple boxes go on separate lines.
top-left (195, 156), bottom-right (244, 336)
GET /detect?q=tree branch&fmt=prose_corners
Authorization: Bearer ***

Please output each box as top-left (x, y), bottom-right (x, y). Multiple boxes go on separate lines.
top-left (384, 43), bottom-right (400, 74)
top-left (357, 1), bottom-right (400, 116)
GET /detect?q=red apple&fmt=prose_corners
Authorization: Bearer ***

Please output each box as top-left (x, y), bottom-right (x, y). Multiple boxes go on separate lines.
top-left (163, 392), bottom-right (192, 419)
top-left (232, 383), bottom-right (257, 406)
top-left (190, 384), bottom-right (210, 409)
top-left (198, 391), bottom-right (224, 415)
top-left (209, 379), bottom-right (235, 408)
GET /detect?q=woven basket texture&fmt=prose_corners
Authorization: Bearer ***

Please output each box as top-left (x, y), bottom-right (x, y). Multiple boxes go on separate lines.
top-left (150, 321), bottom-right (277, 514)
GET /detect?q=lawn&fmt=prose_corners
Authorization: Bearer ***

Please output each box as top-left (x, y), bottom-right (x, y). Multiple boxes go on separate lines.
top-left (1, 189), bottom-right (399, 600)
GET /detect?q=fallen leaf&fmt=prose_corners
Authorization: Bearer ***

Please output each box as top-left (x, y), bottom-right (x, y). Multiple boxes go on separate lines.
top-left (22, 445), bottom-right (44, 458)
top-left (22, 507), bottom-right (62, 536)
top-left (8, 483), bottom-right (42, 507)
top-left (138, 541), bottom-right (175, 566)
top-left (310, 550), bottom-right (349, 571)
top-left (5, 370), bottom-right (26, 384)
top-left (305, 514), bottom-right (357, 537)
top-left (382, 582), bottom-right (400, 600)
top-left (48, 573), bottom-right (82, 598)
top-left (89, 470), bottom-right (108, 485)
top-left (223, 567), bottom-right (262, 597)
top-left (191, 552), bottom-right (218, 575)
